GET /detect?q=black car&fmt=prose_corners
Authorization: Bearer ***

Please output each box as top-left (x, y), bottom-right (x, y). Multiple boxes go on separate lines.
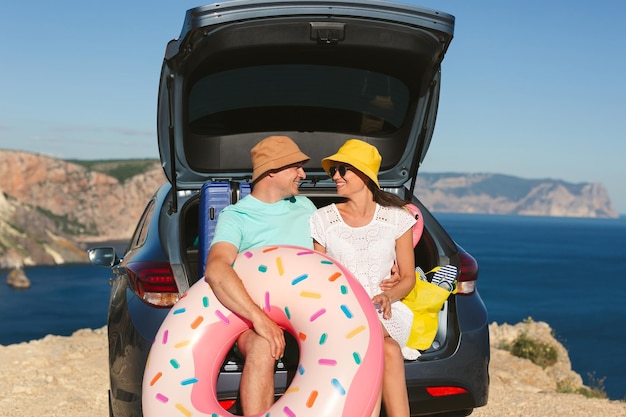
top-left (88, 1), bottom-right (489, 416)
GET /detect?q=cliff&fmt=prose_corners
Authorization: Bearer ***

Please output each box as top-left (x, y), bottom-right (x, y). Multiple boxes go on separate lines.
top-left (0, 150), bottom-right (166, 268)
top-left (1, 321), bottom-right (624, 417)
top-left (0, 150), bottom-right (618, 267)
top-left (415, 173), bottom-right (618, 218)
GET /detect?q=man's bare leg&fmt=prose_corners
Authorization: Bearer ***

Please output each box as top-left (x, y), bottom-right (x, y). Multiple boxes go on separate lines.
top-left (237, 329), bottom-right (276, 414)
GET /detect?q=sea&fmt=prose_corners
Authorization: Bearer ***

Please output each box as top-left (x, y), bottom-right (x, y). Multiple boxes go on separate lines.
top-left (1, 213), bottom-right (625, 400)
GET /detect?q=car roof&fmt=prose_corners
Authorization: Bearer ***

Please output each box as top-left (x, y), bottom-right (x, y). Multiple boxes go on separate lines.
top-left (157, 0), bottom-right (454, 190)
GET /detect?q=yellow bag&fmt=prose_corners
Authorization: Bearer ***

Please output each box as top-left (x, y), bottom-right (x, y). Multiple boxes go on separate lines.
top-left (401, 269), bottom-right (456, 350)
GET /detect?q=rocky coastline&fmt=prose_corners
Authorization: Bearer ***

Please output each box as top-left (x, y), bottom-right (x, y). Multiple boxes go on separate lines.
top-left (6, 266), bottom-right (30, 288)
top-left (0, 150), bottom-right (620, 268)
top-left (0, 321), bottom-right (624, 417)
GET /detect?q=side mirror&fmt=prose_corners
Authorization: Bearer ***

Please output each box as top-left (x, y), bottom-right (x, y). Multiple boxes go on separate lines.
top-left (87, 247), bottom-right (118, 267)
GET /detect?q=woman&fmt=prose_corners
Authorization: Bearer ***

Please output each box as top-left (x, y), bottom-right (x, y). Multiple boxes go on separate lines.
top-left (310, 138), bottom-right (417, 417)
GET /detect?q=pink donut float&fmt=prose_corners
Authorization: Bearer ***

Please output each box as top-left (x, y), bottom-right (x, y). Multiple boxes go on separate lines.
top-left (143, 245), bottom-right (384, 417)
top-left (404, 203), bottom-right (424, 248)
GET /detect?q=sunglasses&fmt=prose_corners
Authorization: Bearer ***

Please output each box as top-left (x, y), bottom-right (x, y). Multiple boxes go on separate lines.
top-left (328, 164), bottom-right (352, 178)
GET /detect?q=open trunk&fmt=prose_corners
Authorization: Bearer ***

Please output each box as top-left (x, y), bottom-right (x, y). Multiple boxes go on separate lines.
top-left (157, 0), bottom-right (454, 196)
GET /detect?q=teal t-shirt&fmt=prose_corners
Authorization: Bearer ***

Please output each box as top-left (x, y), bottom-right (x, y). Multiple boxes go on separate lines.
top-left (211, 195), bottom-right (316, 252)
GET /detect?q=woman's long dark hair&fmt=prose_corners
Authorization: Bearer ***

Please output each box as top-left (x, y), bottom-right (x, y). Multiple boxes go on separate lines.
top-left (366, 178), bottom-right (409, 208)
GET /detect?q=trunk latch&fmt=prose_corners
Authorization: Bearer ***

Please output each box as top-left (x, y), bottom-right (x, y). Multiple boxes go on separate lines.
top-left (310, 22), bottom-right (345, 44)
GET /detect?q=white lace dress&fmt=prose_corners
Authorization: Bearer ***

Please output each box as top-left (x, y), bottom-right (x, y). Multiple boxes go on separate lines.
top-left (310, 203), bottom-right (420, 359)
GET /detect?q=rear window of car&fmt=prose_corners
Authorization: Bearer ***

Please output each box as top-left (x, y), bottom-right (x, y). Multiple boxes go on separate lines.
top-left (187, 64), bottom-right (410, 136)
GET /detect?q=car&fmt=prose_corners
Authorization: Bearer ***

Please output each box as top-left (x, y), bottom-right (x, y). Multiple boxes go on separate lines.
top-left (88, 0), bottom-right (489, 416)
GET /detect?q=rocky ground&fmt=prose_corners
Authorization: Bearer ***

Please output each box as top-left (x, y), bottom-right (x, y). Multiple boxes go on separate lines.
top-left (0, 323), bottom-right (624, 417)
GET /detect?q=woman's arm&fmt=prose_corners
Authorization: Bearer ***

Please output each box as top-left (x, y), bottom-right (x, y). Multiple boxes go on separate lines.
top-left (372, 229), bottom-right (416, 318)
top-left (387, 228), bottom-right (416, 302)
top-left (313, 240), bottom-right (326, 254)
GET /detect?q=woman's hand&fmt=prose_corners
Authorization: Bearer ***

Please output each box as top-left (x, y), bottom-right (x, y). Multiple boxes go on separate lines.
top-left (372, 293), bottom-right (392, 320)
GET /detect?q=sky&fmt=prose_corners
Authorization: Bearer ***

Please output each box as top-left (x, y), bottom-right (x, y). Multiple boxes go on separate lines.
top-left (1, 1), bottom-right (625, 213)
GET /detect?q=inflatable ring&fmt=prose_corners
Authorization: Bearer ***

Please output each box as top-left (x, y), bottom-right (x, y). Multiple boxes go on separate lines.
top-left (143, 245), bottom-right (384, 417)
top-left (404, 203), bottom-right (424, 248)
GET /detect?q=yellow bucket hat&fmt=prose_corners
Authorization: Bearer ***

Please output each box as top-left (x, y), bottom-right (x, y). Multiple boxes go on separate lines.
top-left (322, 139), bottom-right (381, 188)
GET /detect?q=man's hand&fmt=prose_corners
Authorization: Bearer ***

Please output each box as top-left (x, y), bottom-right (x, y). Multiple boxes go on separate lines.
top-left (380, 260), bottom-right (401, 291)
top-left (251, 313), bottom-right (286, 360)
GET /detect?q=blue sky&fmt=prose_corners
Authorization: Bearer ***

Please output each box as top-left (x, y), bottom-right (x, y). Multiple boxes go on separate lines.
top-left (1, 1), bottom-right (625, 213)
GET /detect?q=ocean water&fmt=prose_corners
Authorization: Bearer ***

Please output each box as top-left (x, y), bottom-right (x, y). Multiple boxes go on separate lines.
top-left (436, 213), bottom-right (626, 401)
top-left (1, 214), bottom-right (625, 400)
top-left (0, 264), bottom-right (112, 345)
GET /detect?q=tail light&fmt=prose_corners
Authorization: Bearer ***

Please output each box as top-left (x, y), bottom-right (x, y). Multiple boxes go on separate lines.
top-left (426, 386), bottom-right (469, 397)
top-left (218, 399), bottom-right (237, 411)
top-left (456, 250), bottom-right (478, 295)
top-left (127, 261), bottom-right (180, 307)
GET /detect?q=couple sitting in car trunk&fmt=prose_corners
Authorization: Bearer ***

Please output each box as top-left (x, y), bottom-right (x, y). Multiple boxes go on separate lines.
top-left (204, 135), bottom-right (417, 417)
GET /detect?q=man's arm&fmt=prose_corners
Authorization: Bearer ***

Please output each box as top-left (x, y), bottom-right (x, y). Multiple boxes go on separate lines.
top-left (204, 242), bottom-right (285, 359)
top-left (379, 261), bottom-right (401, 291)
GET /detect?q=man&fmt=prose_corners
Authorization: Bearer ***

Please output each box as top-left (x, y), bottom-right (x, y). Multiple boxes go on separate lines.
top-left (204, 135), bottom-right (316, 414)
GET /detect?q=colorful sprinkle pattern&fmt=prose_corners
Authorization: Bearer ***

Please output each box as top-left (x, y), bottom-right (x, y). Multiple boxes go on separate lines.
top-left (142, 245), bottom-right (383, 417)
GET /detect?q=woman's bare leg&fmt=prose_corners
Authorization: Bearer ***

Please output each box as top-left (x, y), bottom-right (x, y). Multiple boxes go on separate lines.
top-left (381, 332), bottom-right (410, 417)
